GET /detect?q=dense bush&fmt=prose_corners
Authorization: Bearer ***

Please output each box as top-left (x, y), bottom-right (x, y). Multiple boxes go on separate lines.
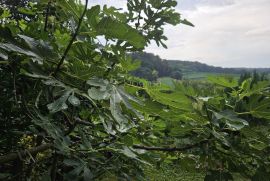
top-left (0, 1), bottom-right (270, 181)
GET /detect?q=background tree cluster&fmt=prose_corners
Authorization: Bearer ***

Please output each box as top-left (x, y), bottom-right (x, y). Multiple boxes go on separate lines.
top-left (130, 52), bottom-right (270, 81)
top-left (130, 52), bottom-right (183, 81)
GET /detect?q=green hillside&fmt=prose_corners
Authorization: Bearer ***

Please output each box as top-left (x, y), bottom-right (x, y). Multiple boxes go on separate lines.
top-left (168, 60), bottom-right (270, 74)
top-left (131, 52), bottom-right (270, 80)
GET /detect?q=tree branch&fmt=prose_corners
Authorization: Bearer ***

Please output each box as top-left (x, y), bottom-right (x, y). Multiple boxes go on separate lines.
top-left (51, 152), bottom-right (58, 181)
top-left (44, 1), bottom-right (51, 32)
top-left (53, 0), bottom-right (89, 75)
top-left (133, 140), bottom-right (209, 152)
top-left (74, 117), bottom-right (93, 126)
top-left (0, 144), bottom-right (53, 164)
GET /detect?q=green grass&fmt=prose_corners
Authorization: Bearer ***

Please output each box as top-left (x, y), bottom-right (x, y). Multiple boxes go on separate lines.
top-left (158, 73), bottom-right (240, 87)
top-left (182, 72), bottom-right (240, 80)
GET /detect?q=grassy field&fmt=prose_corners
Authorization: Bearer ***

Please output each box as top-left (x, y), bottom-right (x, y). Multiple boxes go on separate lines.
top-left (182, 72), bottom-right (240, 80)
top-left (158, 73), bottom-right (240, 86)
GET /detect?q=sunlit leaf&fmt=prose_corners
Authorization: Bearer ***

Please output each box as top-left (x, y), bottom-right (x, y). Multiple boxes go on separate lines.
top-left (244, 94), bottom-right (270, 120)
top-left (68, 94), bottom-right (81, 106)
top-left (96, 17), bottom-right (146, 48)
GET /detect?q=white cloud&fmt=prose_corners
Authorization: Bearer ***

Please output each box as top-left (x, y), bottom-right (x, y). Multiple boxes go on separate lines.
top-left (146, 0), bottom-right (270, 67)
top-left (176, 0), bottom-right (235, 10)
top-left (87, 0), bottom-right (270, 67)
top-left (88, 0), bottom-right (126, 9)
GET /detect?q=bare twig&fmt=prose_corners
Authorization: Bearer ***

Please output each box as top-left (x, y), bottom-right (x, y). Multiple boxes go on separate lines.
top-left (135, 11), bottom-right (141, 29)
top-left (0, 144), bottom-right (53, 164)
top-left (12, 71), bottom-right (18, 103)
top-left (50, 152), bottom-right (58, 181)
top-left (53, 0), bottom-right (89, 75)
top-left (44, 1), bottom-right (51, 32)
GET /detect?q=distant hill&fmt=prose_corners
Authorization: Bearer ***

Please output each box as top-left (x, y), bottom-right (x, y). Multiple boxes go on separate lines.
top-left (131, 52), bottom-right (270, 80)
top-left (167, 60), bottom-right (270, 74)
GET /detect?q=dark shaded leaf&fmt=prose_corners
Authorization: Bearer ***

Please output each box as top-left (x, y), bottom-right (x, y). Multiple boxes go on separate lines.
top-left (47, 91), bottom-right (72, 113)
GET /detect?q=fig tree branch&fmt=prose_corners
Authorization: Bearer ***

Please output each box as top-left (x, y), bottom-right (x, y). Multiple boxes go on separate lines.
top-left (53, 0), bottom-right (89, 75)
top-left (0, 143), bottom-right (53, 164)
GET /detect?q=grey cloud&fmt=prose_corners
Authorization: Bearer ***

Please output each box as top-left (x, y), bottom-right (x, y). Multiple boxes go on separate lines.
top-left (146, 0), bottom-right (270, 67)
top-left (88, 0), bottom-right (270, 67)
top-left (89, 0), bottom-right (126, 9)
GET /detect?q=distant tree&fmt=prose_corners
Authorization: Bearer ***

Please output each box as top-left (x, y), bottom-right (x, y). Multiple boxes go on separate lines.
top-left (131, 52), bottom-right (173, 80)
top-left (152, 69), bottom-right (159, 80)
top-left (133, 67), bottom-right (156, 81)
top-left (171, 70), bottom-right (182, 80)
top-left (239, 71), bottom-right (268, 85)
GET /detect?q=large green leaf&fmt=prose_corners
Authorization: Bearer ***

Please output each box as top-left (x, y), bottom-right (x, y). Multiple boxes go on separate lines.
top-left (68, 94), bottom-right (81, 106)
top-left (83, 167), bottom-right (93, 181)
top-left (213, 110), bottom-right (249, 131)
top-left (32, 112), bottom-right (71, 154)
top-left (87, 78), bottom-right (140, 132)
top-left (0, 34), bottom-right (57, 63)
top-left (120, 56), bottom-right (141, 72)
top-left (240, 79), bottom-right (270, 99)
top-left (0, 49), bottom-right (8, 60)
top-left (208, 76), bottom-right (238, 88)
top-left (0, 43), bottom-right (42, 63)
top-left (145, 84), bottom-right (192, 111)
top-left (87, 78), bottom-right (109, 87)
top-left (88, 87), bottom-right (110, 100)
top-left (244, 95), bottom-right (270, 120)
top-left (103, 5), bottom-right (127, 22)
top-left (86, 5), bottom-right (100, 28)
top-left (96, 17), bottom-right (146, 48)
top-left (87, 77), bottom-right (111, 100)
top-left (56, 0), bottom-right (83, 19)
top-left (110, 86), bottom-right (135, 132)
top-left (47, 90), bottom-right (72, 113)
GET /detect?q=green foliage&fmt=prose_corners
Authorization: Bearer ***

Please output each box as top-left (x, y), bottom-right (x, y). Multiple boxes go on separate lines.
top-left (168, 60), bottom-right (270, 76)
top-left (0, 0), bottom-right (191, 180)
top-left (125, 75), bottom-right (270, 180)
top-left (131, 52), bottom-right (179, 81)
top-left (130, 52), bottom-right (270, 81)
top-left (96, 17), bottom-right (146, 48)
top-left (1, 1), bottom-right (270, 181)
top-left (208, 76), bottom-right (238, 88)
top-left (144, 163), bottom-right (204, 181)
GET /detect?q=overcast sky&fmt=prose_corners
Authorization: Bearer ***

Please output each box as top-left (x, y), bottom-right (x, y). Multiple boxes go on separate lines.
top-left (89, 0), bottom-right (270, 68)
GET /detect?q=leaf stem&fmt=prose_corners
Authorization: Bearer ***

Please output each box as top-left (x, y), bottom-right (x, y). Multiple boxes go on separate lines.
top-left (44, 1), bottom-right (51, 32)
top-left (236, 112), bottom-right (251, 115)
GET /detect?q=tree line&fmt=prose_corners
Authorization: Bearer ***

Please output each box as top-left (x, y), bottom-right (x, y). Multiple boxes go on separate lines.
top-left (130, 52), bottom-right (270, 81)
